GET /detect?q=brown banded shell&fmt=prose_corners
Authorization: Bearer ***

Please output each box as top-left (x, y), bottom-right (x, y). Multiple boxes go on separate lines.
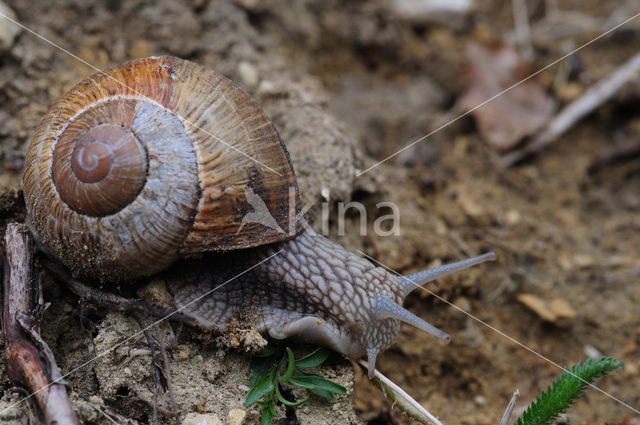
top-left (23, 56), bottom-right (302, 281)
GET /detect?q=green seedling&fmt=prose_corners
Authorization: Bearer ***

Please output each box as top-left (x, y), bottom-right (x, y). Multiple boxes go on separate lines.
top-left (245, 345), bottom-right (347, 425)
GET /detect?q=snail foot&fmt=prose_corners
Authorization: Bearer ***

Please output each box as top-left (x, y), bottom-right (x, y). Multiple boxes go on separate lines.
top-left (43, 258), bottom-right (198, 325)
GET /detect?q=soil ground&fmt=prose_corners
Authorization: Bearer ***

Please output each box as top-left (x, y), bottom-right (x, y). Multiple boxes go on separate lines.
top-left (0, 0), bottom-right (639, 424)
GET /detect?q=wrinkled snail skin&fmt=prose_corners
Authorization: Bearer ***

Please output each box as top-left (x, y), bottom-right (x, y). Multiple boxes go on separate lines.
top-left (167, 229), bottom-right (405, 369)
top-left (23, 56), bottom-right (496, 374)
top-left (167, 231), bottom-right (496, 372)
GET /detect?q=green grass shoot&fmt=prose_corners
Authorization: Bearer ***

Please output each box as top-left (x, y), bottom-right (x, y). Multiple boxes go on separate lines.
top-left (516, 357), bottom-right (624, 425)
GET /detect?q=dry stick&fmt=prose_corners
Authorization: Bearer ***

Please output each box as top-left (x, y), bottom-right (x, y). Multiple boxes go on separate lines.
top-left (136, 317), bottom-right (164, 425)
top-left (2, 224), bottom-right (79, 425)
top-left (137, 319), bottom-right (159, 424)
top-left (100, 405), bottom-right (134, 424)
top-left (156, 334), bottom-right (180, 423)
top-left (499, 389), bottom-right (520, 425)
top-left (502, 49), bottom-right (640, 166)
top-left (357, 359), bottom-right (443, 425)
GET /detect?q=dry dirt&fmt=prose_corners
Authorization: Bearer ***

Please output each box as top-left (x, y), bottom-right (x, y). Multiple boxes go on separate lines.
top-left (0, 0), bottom-right (639, 424)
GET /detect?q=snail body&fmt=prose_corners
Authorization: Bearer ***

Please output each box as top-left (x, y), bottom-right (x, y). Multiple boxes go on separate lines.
top-left (24, 57), bottom-right (495, 372)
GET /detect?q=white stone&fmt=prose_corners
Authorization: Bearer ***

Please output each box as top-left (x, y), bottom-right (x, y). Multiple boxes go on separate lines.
top-left (226, 408), bottom-right (247, 425)
top-left (583, 345), bottom-right (602, 360)
top-left (181, 412), bottom-right (223, 425)
top-left (474, 395), bottom-right (486, 405)
top-left (238, 61), bottom-right (259, 88)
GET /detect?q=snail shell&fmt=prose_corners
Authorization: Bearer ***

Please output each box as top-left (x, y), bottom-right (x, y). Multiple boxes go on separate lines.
top-left (23, 56), bottom-right (302, 281)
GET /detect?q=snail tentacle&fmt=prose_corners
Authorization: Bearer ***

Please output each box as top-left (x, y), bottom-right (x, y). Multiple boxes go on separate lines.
top-left (401, 251), bottom-right (497, 297)
top-left (373, 295), bottom-right (450, 342)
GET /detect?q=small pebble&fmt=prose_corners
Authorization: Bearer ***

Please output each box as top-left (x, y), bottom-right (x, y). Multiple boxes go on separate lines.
top-left (176, 346), bottom-right (191, 361)
top-left (583, 345), bottom-right (601, 360)
top-left (181, 412), bottom-right (223, 425)
top-left (226, 408), bottom-right (246, 425)
top-left (505, 209), bottom-right (521, 225)
top-left (473, 395), bottom-right (486, 405)
top-left (321, 185), bottom-right (330, 201)
top-left (238, 61), bottom-right (259, 88)
top-left (623, 361), bottom-right (638, 378)
top-left (136, 278), bottom-right (174, 305)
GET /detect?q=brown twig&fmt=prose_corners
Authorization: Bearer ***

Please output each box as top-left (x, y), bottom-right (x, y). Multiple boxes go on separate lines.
top-left (502, 49), bottom-right (640, 166)
top-left (96, 404), bottom-right (140, 425)
top-left (156, 332), bottom-right (180, 423)
top-left (136, 317), bottom-right (163, 425)
top-left (2, 223), bottom-right (79, 424)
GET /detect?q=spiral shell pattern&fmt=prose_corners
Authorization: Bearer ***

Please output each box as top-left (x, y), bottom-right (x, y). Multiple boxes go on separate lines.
top-left (24, 56), bottom-right (301, 281)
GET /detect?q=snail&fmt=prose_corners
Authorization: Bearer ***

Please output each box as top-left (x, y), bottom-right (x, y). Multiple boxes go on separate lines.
top-left (23, 56), bottom-right (496, 374)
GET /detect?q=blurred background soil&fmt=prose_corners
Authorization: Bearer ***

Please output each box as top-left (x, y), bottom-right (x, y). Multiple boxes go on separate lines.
top-left (0, 0), bottom-right (639, 424)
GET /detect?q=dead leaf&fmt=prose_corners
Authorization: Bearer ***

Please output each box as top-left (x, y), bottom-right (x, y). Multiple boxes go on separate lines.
top-left (460, 41), bottom-right (555, 151)
top-left (517, 293), bottom-right (576, 325)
